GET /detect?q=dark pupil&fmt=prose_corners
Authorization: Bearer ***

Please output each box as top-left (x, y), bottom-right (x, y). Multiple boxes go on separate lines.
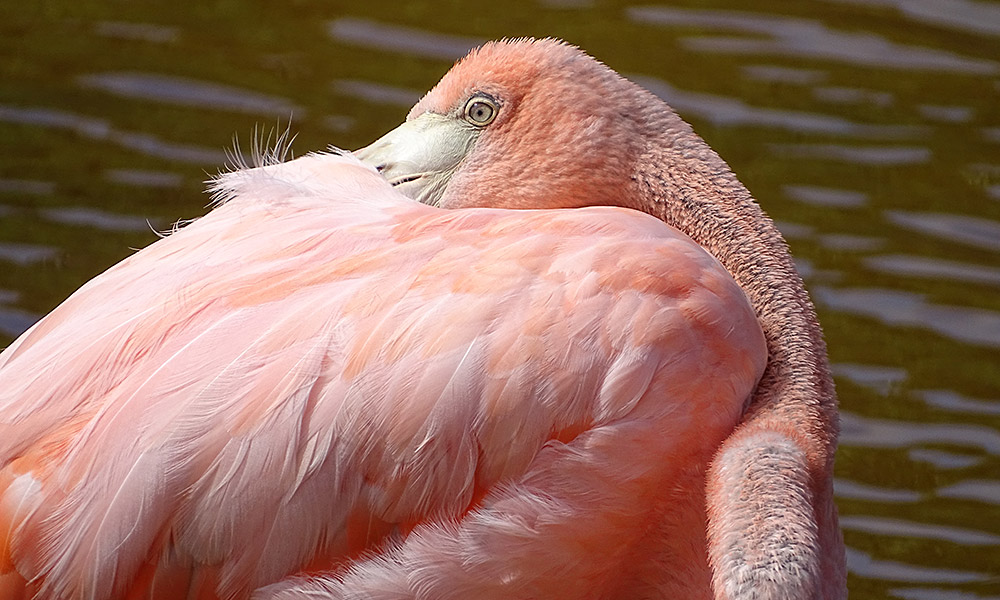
top-left (471, 102), bottom-right (491, 122)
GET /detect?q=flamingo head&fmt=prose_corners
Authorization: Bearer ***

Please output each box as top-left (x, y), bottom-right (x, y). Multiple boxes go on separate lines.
top-left (354, 38), bottom-right (662, 212)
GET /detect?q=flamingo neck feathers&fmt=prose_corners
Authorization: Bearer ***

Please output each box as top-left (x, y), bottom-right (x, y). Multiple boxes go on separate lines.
top-left (625, 100), bottom-right (846, 599)
top-left (628, 102), bottom-right (836, 448)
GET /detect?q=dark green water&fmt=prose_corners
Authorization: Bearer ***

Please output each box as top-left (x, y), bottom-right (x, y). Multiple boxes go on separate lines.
top-left (1, 1), bottom-right (999, 597)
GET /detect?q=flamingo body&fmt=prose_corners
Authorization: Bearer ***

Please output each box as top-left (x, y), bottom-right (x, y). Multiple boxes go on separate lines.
top-left (0, 154), bottom-right (766, 599)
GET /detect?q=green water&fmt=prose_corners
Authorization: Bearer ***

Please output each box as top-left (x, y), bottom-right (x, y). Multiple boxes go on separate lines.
top-left (2, 1), bottom-right (999, 597)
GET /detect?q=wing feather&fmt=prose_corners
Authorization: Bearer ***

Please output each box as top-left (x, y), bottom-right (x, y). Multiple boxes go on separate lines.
top-left (0, 153), bottom-right (767, 600)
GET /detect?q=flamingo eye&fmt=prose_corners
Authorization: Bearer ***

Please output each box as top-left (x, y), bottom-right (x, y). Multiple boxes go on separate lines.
top-left (464, 95), bottom-right (498, 126)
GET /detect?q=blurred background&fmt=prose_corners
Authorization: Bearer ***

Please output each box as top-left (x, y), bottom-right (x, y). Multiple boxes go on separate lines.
top-left (1, 1), bottom-right (998, 597)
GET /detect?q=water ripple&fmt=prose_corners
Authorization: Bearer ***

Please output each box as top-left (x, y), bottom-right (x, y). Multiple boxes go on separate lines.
top-left (78, 72), bottom-right (302, 117)
top-left (819, 0), bottom-right (1000, 38)
top-left (839, 411), bottom-right (1000, 456)
top-left (105, 169), bottom-right (184, 189)
top-left (538, 0), bottom-right (594, 7)
top-left (0, 306), bottom-right (40, 339)
top-left (891, 587), bottom-right (1000, 600)
top-left (814, 285), bottom-right (1000, 348)
top-left (834, 478), bottom-right (921, 503)
top-left (0, 104), bottom-right (110, 137)
top-left (322, 115), bottom-right (355, 133)
top-left (865, 255), bottom-right (1000, 287)
top-left (917, 389), bottom-right (1000, 417)
top-left (627, 6), bottom-right (999, 75)
top-left (917, 104), bottom-right (974, 123)
top-left (769, 144), bottom-right (931, 165)
top-left (793, 257), bottom-right (815, 279)
top-left (813, 86), bottom-right (894, 107)
top-left (93, 21), bottom-right (179, 44)
top-left (0, 104), bottom-right (224, 165)
top-left (0, 242), bottom-right (58, 266)
top-left (818, 233), bottom-right (884, 252)
top-left (331, 79), bottom-right (422, 108)
top-left (840, 515), bottom-right (1000, 545)
top-left (784, 184), bottom-right (868, 208)
top-left (908, 448), bottom-right (982, 470)
top-left (741, 64), bottom-right (826, 84)
top-left (41, 207), bottom-right (157, 233)
top-left (327, 17), bottom-right (481, 61)
top-left (0, 179), bottom-right (55, 195)
top-left (938, 480), bottom-right (1000, 505)
top-left (0, 288), bottom-right (33, 338)
top-left (832, 362), bottom-right (908, 395)
top-left (846, 547), bottom-right (990, 583)
top-left (634, 76), bottom-right (921, 138)
top-left (112, 130), bottom-right (224, 165)
top-left (885, 211), bottom-right (1000, 253)
top-left (773, 220), bottom-right (815, 239)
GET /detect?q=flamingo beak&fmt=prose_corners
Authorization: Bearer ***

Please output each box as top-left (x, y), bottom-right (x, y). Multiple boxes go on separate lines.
top-left (353, 112), bottom-right (481, 207)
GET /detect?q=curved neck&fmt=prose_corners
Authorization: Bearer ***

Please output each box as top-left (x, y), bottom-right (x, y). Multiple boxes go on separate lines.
top-left (625, 105), bottom-right (837, 468)
top-left (624, 104), bottom-right (845, 598)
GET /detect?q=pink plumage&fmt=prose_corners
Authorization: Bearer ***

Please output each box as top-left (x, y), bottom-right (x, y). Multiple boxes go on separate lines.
top-left (1, 38), bottom-right (844, 600)
top-left (0, 153), bottom-right (765, 599)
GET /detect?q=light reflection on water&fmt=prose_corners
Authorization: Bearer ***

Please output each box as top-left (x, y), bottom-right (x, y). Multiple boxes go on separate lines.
top-left (332, 79), bottom-right (422, 107)
top-left (845, 547), bottom-right (990, 584)
top-left (0, 290), bottom-right (40, 341)
top-left (741, 64), bottom-right (826, 84)
top-left (628, 5), bottom-right (999, 74)
top-left (839, 411), bottom-right (1000, 456)
top-left (633, 75), bottom-right (925, 137)
top-left (917, 390), bottom-right (1000, 417)
top-left (891, 587), bottom-right (1000, 600)
top-left (41, 207), bottom-right (159, 232)
top-left (832, 363), bottom-right (908, 396)
top-left (835, 477), bottom-right (922, 503)
top-left (768, 143), bottom-right (933, 165)
top-left (917, 104), bottom-right (975, 123)
top-left (814, 286), bottom-right (1000, 348)
top-left (93, 20), bottom-right (179, 44)
top-left (817, 233), bottom-right (884, 252)
top-left (938, 480), bottom-right (1000, 505)
top-left (0, 104), bottom-right (224, 164)
top-left (885, 211), bottom-right (1000, 253)
top-left (839, 516), bottom-right (1000, 546)
top-left (105, 168), bottom-right (184, 189)
top-left (327, 17), bottom-right (480, 61)
top-left (1, 1), bottom-right (998, 597)
top-left (865, 255), bottom-right (1000, 287)
top-left (818, 0), bottom-right (1000, 38)
top-left (78, 72), bottom-right (304, 117)
top-left (0, 241), bottom-right (59, 266)
top-left (0, 179), bottom-right (56, 195)
top-left (813, 86), bottom-right (895, 107)
top-left (0, 306), bottom-right (41, 340)
top-left (783, 185), bottom-right (868, 208)
top-left (909, 448), bottom-right (982, 470)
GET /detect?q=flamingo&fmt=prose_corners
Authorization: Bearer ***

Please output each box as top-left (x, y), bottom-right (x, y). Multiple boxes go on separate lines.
top-left (0, 39), bottom-right (845, 600)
